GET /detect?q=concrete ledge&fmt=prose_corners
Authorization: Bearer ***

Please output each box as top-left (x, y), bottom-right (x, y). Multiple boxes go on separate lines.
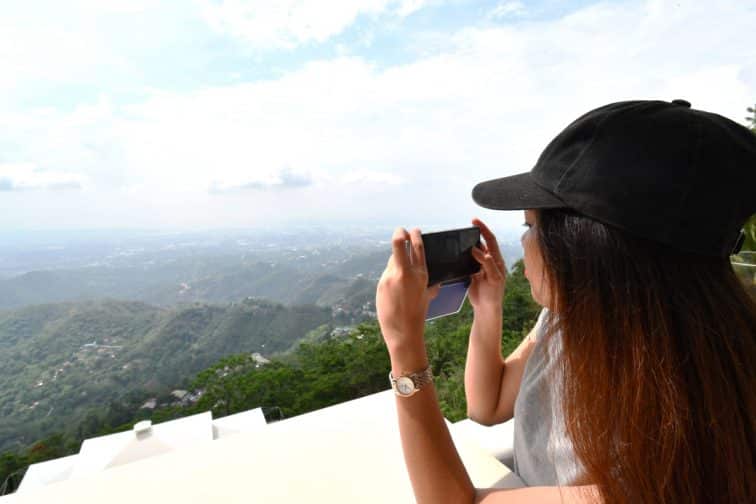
top-left (451, 418), bottom-right (515, 470)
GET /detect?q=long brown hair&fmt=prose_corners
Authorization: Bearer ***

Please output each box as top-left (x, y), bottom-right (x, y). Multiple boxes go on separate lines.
top-left (536, 208), bottom-right (756, 503)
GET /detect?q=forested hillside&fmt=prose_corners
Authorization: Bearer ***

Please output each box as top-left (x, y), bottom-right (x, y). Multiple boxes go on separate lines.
top-left (0, 298), bottom-right (340, 452)
top-left (0, 252), bottom-right (384, 311)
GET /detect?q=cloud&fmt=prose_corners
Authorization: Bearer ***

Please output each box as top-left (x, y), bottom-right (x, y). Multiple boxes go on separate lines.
top-left (0, 163), bottom-right (85, 191)
top-left (210, 168), bottom-right (314, 193)
top-left (340, 170), bottom-right (405, 185)
top-left (1, 0), bottom-right (754, 230)
top-left (0, 23), bottom-right (106, 94)
top-left (487, 1), bottom-right (525, 20)
top-left (198, 0), bottom-right (429, 49)
top-left (0, 1), bottom-right (207, 110)
top-left (70, 0), bottom-right (156, 13)
top-left (208, 167), bottom-right (405, 194)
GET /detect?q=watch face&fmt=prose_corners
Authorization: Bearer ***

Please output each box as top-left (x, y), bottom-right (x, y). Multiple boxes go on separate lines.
top-left (396, 376), bottom-right (415, 396)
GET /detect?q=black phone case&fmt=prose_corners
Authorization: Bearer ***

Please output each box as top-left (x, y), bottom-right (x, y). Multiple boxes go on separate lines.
top-left (422, 226), bottom-right (481, 286)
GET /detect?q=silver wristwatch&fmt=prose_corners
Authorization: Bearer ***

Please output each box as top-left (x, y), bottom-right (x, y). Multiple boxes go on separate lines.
top-left (389, 366), bottom-right (433, 397)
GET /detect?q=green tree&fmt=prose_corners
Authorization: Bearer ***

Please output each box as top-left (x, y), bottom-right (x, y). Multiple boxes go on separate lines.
top-left (501, 260), bottom-right (540, 345)
top-left (0, 452), bottom-right (27, 495)
top-left (26, 434), bottom-right (69, 465)
top-left (0, 432), bottom-right (79, 496)
top-left (191, 354), bottom-right (261, 417)
top-left (291, 325), bottom-right (389, 414)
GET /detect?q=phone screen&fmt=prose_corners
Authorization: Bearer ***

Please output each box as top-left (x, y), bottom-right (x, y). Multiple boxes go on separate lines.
top-left (426, 279), bottom-right (470, 321)
top-left (422, 227), bottom-right (481, 286)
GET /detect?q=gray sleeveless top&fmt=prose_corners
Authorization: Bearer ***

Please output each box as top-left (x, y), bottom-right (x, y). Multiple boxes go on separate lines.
top-left (512, 308), bottom-right (584, 486)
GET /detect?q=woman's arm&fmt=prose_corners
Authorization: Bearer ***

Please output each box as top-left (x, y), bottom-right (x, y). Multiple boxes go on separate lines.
top-left (377, 227), bottom-right (596, 503)
top-left (465, 320), bottom-right (537, 425)
top-left (464, 218), bottom-right (537, 425)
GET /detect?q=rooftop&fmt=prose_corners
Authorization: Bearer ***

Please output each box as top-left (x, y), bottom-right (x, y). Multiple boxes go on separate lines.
top-left (3, 390), bottom-right (520, 503)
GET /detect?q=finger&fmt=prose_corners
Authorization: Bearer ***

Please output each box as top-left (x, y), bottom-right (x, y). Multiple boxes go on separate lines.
top-left (471, 246), bottom-right (503, 281)
top-left (409, 228), bottom-right (426, 270)
top-left (390, 227), bottom-right (411, 270)
top-left (471, 245), bottom-right (495, 270)
top-left (472, 218), bottom-right (506, 270)
top-left (472, 218), bottom-right (504, 262)
top-left (475, 241), bottom-right (490, 255)
top-left (471, 245), bottom-right (486, 265)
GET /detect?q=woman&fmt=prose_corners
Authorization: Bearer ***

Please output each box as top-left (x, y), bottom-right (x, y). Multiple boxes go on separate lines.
top-left (376, 100), bottom-right (756, 503)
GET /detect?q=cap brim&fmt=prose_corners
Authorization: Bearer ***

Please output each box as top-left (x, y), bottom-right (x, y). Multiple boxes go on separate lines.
top-left (472, 172), bottom-right (566, 211)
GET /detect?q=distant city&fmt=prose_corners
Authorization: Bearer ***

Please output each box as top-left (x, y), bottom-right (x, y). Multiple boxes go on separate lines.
top-left (0, 225), bottom-right (525, 280)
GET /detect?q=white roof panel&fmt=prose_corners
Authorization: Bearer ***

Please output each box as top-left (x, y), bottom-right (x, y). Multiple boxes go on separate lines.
top-left (15, 454), bottom-right (79, 493)
top-left (212, 407), bottom-right (266, 439)
top-left (70, 411), bottom-right (213, 478)
top-left (4, 392), bottom-right (523, 503)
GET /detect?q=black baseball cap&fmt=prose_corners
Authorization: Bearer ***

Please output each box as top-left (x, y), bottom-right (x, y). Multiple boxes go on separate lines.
top-left (472, 99), bottom-right (756, 257)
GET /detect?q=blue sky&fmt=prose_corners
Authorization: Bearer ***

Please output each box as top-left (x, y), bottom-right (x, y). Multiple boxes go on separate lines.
top-left (1, 0), bottom-right (755, 232)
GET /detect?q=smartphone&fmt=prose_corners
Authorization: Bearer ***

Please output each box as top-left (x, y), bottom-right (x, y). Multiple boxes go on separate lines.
top-left (422, 226), bottom-right (481, 286)
top-left (421, 227), bottom-right (481, 320)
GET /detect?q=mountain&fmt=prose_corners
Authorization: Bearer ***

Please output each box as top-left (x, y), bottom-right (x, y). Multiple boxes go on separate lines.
top-left (0, 238), bottom-right (523, 312)
top-left (0, 298), bottom-right (341, 452)
top-left (0, 251), bottom-right (387, 311)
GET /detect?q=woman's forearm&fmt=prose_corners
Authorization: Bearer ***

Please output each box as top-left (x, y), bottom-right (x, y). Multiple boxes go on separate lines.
top-left (391, 346), bottom-right (476, 504)
top-left (464, 306), bottom-right (506, 424)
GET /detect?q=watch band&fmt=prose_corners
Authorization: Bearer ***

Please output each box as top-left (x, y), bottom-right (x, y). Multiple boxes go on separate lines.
top-left (389, 366), bottom-right (433, 397)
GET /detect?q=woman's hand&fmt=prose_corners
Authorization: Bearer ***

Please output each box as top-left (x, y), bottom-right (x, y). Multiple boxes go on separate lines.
top-left (376, 227), bottom-right (439, 370)
top-left (468, 218), bottom-right (507, 313)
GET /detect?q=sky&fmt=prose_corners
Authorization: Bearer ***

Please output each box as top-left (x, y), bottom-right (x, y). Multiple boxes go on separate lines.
top-left (1, 0), bottom-right (754, 233)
